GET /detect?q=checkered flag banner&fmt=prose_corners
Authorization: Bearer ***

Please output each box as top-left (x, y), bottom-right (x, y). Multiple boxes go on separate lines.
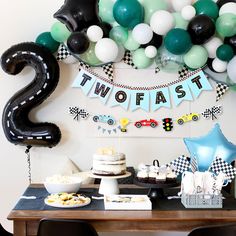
top-left (102, 63), bottom-right (114, 81)
top-left (210, 157), bottom-right (236, 183)
top-left (123, 51), bottom-right (137, 69)
top-left (167, 155), bottom-right (190, 176)
top-left (190, 155), bottom-right (198, 173)
top-left (56, 44), bottom-right (71, 61)
top-left (178, 66), bottom-right (189, 79)
top-left (216, 83), bottom-right (229, 102)
top-left (202, 105), bottom-right (223, 120)
top-left (69, 107), bottom-right (89, 121)
top-left (79, 61), bottom-right (90, 71)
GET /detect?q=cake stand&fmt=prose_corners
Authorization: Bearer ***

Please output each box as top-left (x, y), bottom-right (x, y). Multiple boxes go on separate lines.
top-left (89, 172), bottom-right (131, 195)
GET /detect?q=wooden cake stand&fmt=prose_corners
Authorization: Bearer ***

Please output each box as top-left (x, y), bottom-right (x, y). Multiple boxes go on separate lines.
top-left (90, 172), bottom-right (131, 195)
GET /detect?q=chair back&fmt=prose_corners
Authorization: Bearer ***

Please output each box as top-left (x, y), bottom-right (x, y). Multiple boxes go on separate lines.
top-left (37, 219), bottom-right (99, 236)
top-left (188, 224), bottom-right (236, 236)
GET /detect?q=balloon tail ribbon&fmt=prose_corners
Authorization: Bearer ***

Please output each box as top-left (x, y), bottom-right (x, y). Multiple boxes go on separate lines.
top-left (25, 145), bottom-right (32, 184)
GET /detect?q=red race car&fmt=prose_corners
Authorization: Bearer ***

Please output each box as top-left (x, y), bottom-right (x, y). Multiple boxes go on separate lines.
top-left (134, 119), bottom-right (158, 128)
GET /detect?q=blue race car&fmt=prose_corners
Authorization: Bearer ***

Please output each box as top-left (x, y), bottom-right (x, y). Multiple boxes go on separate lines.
top-left (93, 115), bottom-right (116, 125)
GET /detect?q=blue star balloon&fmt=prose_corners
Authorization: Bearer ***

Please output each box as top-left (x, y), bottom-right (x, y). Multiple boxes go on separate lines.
top-left (184, 123), bottom-right (236, 171)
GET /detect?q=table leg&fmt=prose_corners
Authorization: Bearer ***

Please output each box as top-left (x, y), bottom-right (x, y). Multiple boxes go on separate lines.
top-left (14, 221), bottom-right (26, 236)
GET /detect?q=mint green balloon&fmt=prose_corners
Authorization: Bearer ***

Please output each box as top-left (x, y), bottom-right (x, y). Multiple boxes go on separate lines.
top-left (109, 26), bottom-right (128, 45)
top-left (216, 13), bottom-right (236, 37)
top-left (142, 0), bottom-right (168, 24)
top-left (133, 48), bottom-right (153, 69)
top-left (172, 13), bottom-right (188, 30)
top-left (99, 0), bottom-right (115, 24)
top-left (51, 22), bottom-right (71, 43)
top-left (124, 31), bottom-right (140, 51)
top-left (80, 43), bottom-right (101, 65)
top-left (184, 45), bottom-right (208, 69)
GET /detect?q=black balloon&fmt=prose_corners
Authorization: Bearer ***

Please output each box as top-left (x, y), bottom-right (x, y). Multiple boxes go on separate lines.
top-left (98, 22), bottom-right (112, 38)
top-left (207, 58), bottom-right (220, 73)
top-left (54, 0), bottom-right (101, 32)
top-left (141, 33), bottom-right (163, 49)
top-left (1, 42), bottom-right (61, 147)
top-left (217, 0), bottom-right (236, 8)
top-left (187, 15), bottom-right (215, 45)
top-left (224, 35), bottom-right (236, 54)
top-left (67, 32), bottom-right (90, 54)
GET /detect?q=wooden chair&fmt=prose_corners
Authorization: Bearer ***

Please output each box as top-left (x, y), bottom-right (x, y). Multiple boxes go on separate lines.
top-left (188, 224), bottom-right (236, 236)
top-left (0, 223), bottom-right (13, 236)
top-left (37, 219), bottom-right (99, 236)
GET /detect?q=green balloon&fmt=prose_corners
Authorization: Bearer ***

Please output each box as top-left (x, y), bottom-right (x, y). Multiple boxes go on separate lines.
top-left (124, 31), bottom-right (140, 51)
top-left (172, 13), bottom-right (188, 30)
top-left (216, 13), bottom-right (236, 37)
top-left (80, 43), bottom-right (101, 65)
top-left (113, 0), bottom-right (144, 29)
top-left (194, 0), bottom-right (219, 20)
top-left (36, 32), bottom-right (60, 53)
top-left (99, 0), bottom-right (115, 24)
top-left (142, 0), bottom-right (168, 24)
top-left (216, 44), bottom-right (234, 62)
top-left (132, 48), bottom-right (153, 69)
top-left (109, 26), bottom-right (128, 45)
top-left (51, 22), bottom-right (71, 43)
top-left (164, 29), bottom-right (192, 55)
top-left (184, 45), bottom-right (208, 69)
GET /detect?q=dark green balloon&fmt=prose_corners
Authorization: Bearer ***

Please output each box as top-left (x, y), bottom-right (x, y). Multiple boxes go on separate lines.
top-left (164, 28), bottom-right (192, 55)
top-left (113, 0), bottom-right (144, 29)
top-left (216, 44), bottom-right (234, 61)
top-left (194, 0), bottom-right (219, 20)
top-left (36, 32), bottom-right (60, 53)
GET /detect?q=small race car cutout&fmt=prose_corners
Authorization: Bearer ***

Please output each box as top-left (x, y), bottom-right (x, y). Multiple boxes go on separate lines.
top-left (177, 113), bottom-right (199, 125)
top-left (134, 119), bottom-right (158, 128)
top-left (93, 115), bottom-right (116, 125)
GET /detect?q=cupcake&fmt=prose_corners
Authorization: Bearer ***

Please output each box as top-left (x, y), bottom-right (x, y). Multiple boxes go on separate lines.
top-left (148, 166), bottom-right (159, 183)
top-left (166, 170), bottom-right (177, 183)
top-left (156, 173), bottom-right (166, 184)
top-left (137, 163), bottom-right (149, 183)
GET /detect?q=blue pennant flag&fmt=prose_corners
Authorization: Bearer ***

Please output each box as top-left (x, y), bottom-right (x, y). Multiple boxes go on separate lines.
top-left (150, 87), bottom-right (171, 111)
top-left (109, 87), bottom-right (131, 110)
top-left (130, 90), bottom-right (150, 112)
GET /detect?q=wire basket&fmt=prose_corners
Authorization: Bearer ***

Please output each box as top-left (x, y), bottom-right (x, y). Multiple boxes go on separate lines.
top-left (181, 193), bottom-right (223, 208)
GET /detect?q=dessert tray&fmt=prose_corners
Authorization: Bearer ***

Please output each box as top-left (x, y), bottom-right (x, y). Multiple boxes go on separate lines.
top-left (44, 193), bottom-right (91, 208)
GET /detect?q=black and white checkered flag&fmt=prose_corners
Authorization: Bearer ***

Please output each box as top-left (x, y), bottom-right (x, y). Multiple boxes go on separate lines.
top-left (78, 61), bottom-right (90, 71)
top-left (210, 157), bottom-right (236, 183)
top-left (202, 105), bottom-right (223, 120)
top-left (216, 83), bottom-right (229, 102)
top-left (56, 44), bottom-right (71, 61)
top-left (123, 51), bottom-right (137, 69)
top-left (190, 155), bottom-right (198, 173)
top-left (167, 155), bottom-right (190, 176)
top-left (178, 66), bottom-right (189, 79)
top-left (102, 63), bottom-right (114, 81)
top-left (69, 107), bottom-right (89, 120)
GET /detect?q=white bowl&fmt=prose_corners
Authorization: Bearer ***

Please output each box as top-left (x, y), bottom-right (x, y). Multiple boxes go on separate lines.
top-left (44, 177), bottom-right (82, 194)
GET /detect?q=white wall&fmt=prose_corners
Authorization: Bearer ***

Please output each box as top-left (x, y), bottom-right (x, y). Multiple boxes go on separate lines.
top-left (0, 0), bottom-right (235, 235)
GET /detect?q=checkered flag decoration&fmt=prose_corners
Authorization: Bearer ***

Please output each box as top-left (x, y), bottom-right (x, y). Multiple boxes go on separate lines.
top-left (216, 83), bottom-right (229, 102)
top-left (202, 105), bottom-right (223, 120)
top-left (167, 155), bottom-right (190, 176)
top-left (102, 63), bottom-right (114, 81)
top-left (79, 61), bottom-right (90, 71)
top-left (190, 155), bottom-right (198, 173)
top-left (69, 107), bottom-right (89, 121)
top-left (178, 66), bottom-right (189, 79)
top-left (123, 51), bottom-right (137, 69)
top-left (210, 157), bottom-right (236, 183)
top-left (56, 44), bottom-right (71, 61)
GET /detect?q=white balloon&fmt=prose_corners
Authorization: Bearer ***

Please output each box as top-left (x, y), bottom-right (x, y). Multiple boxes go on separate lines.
top-left (87, 25), bottom-right (103, 42)
top-left (227, 56), bottom-right (236, 83)
top-left (203, 37), bottom-right (223, 59)
top-left (150, 10), bottom-right (175, 35)
top-left (132, 23), bottom-right (153, 45)
top-left (219, 3), bottom-right (236, 15)
top-left (114, 45), bottom-right (125, 62)
top-left (171, 0), bottom-right (192, 12)
top-left (95, 38), bottom-right (118, 63)
top-left (181, 5), bottom-right (196, 21)
top-left (212, 58), bottom-right (228, 73)
top-left (145, 46), bottom-right (157, 58)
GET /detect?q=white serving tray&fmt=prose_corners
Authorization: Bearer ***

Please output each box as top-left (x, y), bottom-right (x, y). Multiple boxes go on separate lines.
top-left (104, 194), bottom-right (152, 210)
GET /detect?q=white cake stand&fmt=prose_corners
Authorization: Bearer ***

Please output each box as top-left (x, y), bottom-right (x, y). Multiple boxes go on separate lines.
top-left (89, 172), bottom-right (131, 195)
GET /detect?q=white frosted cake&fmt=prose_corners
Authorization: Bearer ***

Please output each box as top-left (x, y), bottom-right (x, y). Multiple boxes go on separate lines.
top-left (92, 148), bottom-right (126, 176)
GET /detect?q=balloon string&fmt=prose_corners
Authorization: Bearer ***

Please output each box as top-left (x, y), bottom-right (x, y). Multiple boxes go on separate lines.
top-left (25, 145), bottom-right (32, 184)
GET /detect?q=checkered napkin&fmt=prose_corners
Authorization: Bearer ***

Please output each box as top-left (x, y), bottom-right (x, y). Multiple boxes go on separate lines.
top-left (123, 51), bottom-right (137, 69)
top-left (210, 157), bottom-right (236, 183)
top-left (102, 63), bottom-right (114, 81)
top-left (202, 105), bottom-right (222, 120)
top-left (167, 155), bottom-right (190, 176)
top-left (56, 44), bottom-right (71, 61)
top-left (178, 66), bottom-right (189, 79)
top-left (216, 83), bottom-right (229, 102)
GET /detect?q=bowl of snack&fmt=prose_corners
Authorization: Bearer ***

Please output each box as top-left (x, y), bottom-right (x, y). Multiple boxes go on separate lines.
top-left (44, 175), bottom-right (82, 194)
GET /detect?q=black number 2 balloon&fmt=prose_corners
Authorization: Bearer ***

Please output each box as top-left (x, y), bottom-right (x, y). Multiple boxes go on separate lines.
top-left (1, 42), bottom-right (61, 148)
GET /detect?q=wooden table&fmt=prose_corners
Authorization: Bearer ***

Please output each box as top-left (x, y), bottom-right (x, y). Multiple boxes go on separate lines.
top-left (8, 184), bottom-right (236, 236)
